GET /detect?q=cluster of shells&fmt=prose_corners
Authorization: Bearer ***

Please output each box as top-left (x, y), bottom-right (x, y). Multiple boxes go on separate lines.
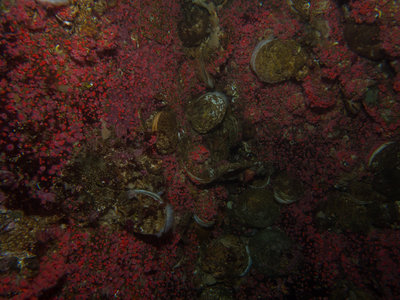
top-left (315, 141), bottom-right (400, 234)
top-left (183, 91), bottom-right (243, 184)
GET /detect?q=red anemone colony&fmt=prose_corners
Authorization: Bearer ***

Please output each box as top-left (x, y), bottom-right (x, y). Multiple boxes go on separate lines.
top-left (1, 0), bottom-right (399, 299)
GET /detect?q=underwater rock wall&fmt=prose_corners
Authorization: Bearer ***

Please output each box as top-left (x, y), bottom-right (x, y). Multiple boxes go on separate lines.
top-left (1, 0), bottom-right (399, 298)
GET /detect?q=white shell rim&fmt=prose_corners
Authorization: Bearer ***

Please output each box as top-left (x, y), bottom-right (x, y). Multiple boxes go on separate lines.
top-left (273, 190), bottom-right (297, 205)
top-left (367, 141), bottom-right (394, 168)
top-left (193, 213), bottom-right (215, 228)
top-left (250, 37), bottom-right (275, 76)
